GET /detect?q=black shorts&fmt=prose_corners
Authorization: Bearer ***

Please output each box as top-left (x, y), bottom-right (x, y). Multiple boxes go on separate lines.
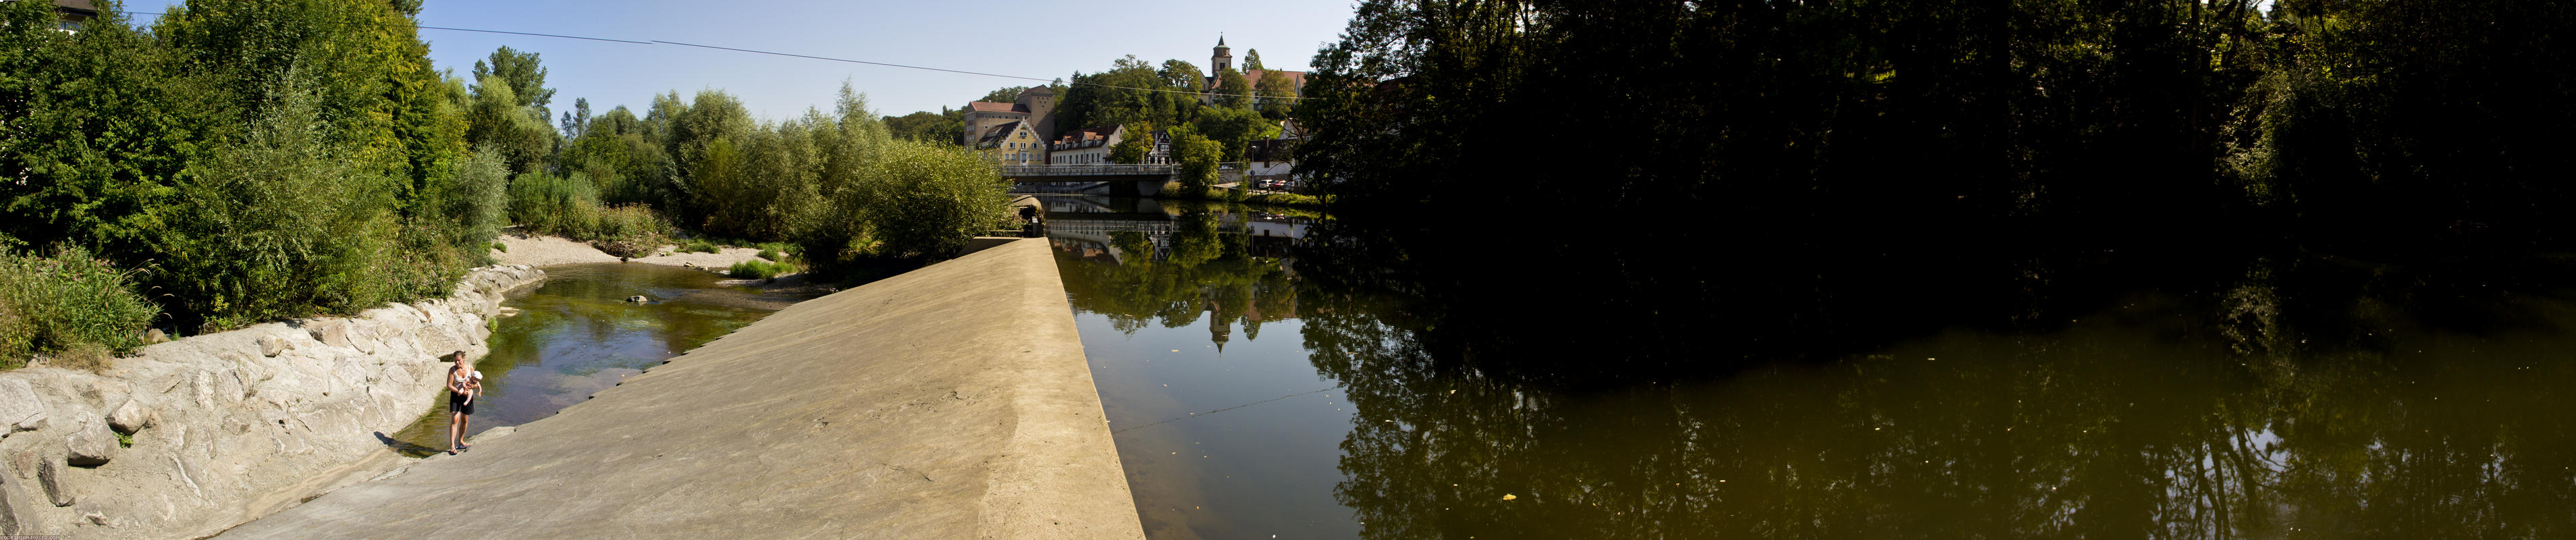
top-left (449, 392), bottom-right (475, 415)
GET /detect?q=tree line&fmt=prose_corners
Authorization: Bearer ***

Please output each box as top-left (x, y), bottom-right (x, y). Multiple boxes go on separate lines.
top-left (1299, 0), bottom-right (2575, 251)
top-left (0, 0), bottom-right (1010, 366)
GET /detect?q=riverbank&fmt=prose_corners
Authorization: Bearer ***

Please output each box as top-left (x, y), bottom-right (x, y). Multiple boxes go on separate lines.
top-left (0, 265), bottom-right (544, 539)
top-left (488, 230), bottom-right (838, 296)
top-left (217, 239), bottom-right (1142, 539)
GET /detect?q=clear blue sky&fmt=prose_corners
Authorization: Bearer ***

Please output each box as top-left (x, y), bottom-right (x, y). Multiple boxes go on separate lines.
top-left (386, 0), bottom-right (1360, 122)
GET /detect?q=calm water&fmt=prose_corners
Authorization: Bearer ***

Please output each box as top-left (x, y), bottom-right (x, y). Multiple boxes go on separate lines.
top-left (1044, 195), bottom-right (2576, 539)
top-left (389, 263), bottom-right (789, 455)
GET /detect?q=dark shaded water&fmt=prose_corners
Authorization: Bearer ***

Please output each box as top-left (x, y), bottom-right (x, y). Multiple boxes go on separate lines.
top-left (389, 263), bottom-right (790, 455)
top-left (1044, 195), bottom-right (2576, 539)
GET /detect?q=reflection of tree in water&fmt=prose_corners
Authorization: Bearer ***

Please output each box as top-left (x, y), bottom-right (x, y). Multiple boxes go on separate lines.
top-left (1056, 207), bottom-right (1298, 343)
top-left (1293, 221), bottom-right (2576, 539)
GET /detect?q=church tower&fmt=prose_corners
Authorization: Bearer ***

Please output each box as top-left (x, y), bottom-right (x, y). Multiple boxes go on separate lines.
top-left (1212, 35), bottom-right (1233, 74)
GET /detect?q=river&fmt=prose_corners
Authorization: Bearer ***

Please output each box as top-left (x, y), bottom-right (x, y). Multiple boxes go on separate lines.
top-left (1041, 195), bottom-right (2576, 539)
top-left (389, 263), bottom-right (803, 456)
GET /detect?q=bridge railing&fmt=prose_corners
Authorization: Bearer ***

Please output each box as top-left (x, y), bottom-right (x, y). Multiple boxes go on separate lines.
top-left (1000, 163), bottom-right (1174, 177)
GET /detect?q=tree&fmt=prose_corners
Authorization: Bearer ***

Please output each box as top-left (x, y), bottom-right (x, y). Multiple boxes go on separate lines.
top-left (978, 86), bottom-right (1030, 103)
top-left (472, 46), bottom-right (554, 119)
top-left (1212, 66), bottom-right (1252, 109)
top-left (1194, 106), bottom-right (1270, 162)
top-left (1245, 49), bottom-right (1264, 72)
top-left (1169, 124), bottom-right (1222, 193)
top-left (1110, 125), bottom-right (1154, 164)
top-left (884, 109), bottom-right (964, 143)
top-left (463, 76), bottom-right (556, 175)
top-left (1255, 69), bottom-right (1297, 121)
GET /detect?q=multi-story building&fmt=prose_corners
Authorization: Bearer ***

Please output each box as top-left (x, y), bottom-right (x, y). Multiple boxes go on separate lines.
top-left (973, 121), bottom-right (1044, 165)
top-left (1048, 126), bottom-right (1122, 165)
top-left (961, 86), bottom-right (1057, 160)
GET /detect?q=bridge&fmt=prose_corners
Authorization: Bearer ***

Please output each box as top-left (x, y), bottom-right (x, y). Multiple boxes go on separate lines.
top-left (1000, 164), bottom-right (1173, 196)
top-left (998, 163), bottom-right (1245, 196)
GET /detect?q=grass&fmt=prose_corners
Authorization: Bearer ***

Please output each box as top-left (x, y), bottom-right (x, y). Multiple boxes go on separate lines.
top-left (728, 259), bottom-right (793, 279)
top-left (490, 242), bottom-right (508, 252)
top-left (1, 246), bottom-right (157, 371)
top-left (678, 239), bottom-right (722, 254)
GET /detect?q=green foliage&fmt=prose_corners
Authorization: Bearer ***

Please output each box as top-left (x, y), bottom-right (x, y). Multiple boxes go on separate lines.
top-left (508, 171), bottom-right (603, 238)
top-left (1059, 56), bottom-right (1204, 135)
top-left (1254, 69), bottom-right (1298, 121)
top-left (464, 75), bottom-right (558, 175)
top-left (852, 140), bottom-right (1016, 261)
top-left (1212, 66), bottom-right (1252, 109)
top-left (441, 148), bottom-right (512, 254)
top-left (0, 246), bottom-right (160, 367)
top-left (1192, 107), bottom-right (1270, 162)
top-left (161, 86), bottom-right (436, 329)
top-left (728, 259), bottom-right (791, 279)
top-left (588, 204), bottom-right (672, 258)
top-left (1170, 125), bottom-right (1224, 194)
top-left (491, 242), bottom-right (508, 253)
top-left (678, 240), bottom-right (720, 254)
top-left (884, 109), bottom-right (965, 144)
top-left (1109, 126), bottom-right (1154, 164)
top-left (471, 46), bottom-right (554, 118)
top-left (1242, 192), bottom-right (1322, 209)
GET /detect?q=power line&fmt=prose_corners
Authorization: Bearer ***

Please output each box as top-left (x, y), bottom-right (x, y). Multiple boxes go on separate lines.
top-left (115, 9), bottom-right (1309, 102)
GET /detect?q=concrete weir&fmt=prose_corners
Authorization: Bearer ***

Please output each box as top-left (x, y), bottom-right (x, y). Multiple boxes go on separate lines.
top-left (216, 239), bottom-right (1144, 539)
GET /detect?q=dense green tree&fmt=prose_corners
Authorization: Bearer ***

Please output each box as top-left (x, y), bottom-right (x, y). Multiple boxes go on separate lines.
top-left (464, 76), bottom-right (556, 175)
top-left (1244, 49), bottom-right (1264, 72)
top-left (473, 46), bottom-right (556, 119)
top-left (1170, 124), bottom-right (1222, 193)
top-left (1211, 66), bottom-right (1252, 109)
top-left (1193, 106), bottom-right (1271, 162)
top-left (977, 86), bottom-right (1030, 103)
top-left (1254, 69), bottom-right (1297, 121)
top-left (883, 109), bottom-right (965, 144)
top-left (1109, 125), bottom-right (1154, 164)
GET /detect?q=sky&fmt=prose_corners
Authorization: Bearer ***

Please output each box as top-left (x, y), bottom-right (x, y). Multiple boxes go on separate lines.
top-left (386, 0), bottom-right (1361, 122)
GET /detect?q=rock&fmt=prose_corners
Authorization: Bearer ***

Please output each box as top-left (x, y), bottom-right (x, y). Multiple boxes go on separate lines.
top-left (38, 460), bottom-right (70, 507)
top-left (311, 322), bottom-right (352, 349)
top-left (0, 474), bottom-right (21, 536)
top-left (7, 450), bottom-right (34, 480)
top-left (108, 400), bottom-right (152, 435)
top-left (626, 296), bottom-right (647, 303)
top-left (143, 328), bottom-right (169, 344)
top-left (257, 335), bottom-right (288, 357)
top-left (0, 379), bottom-right (43, 432)
top-left (64, 420), bottom-right (116, 466)
top-left (83, 512), bottom-right (107, 526)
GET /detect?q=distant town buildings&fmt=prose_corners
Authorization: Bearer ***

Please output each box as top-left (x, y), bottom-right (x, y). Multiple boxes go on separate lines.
top-left (969, 37), bottom-right (1305, 169)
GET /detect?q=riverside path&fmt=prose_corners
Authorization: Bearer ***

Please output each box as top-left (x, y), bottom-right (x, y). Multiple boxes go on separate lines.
top-left (213, 239), bottom-right (1144, 539)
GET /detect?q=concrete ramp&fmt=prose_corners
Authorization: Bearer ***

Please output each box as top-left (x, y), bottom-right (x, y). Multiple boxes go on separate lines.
top-left (216, 240), bottom-right (1143, 539)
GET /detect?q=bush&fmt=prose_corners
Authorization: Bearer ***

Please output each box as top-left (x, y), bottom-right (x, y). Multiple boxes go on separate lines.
top-left (490, 242), bottom-right (508, 252)
top-left (507, 171), bottom-right (602, 238)
top-left (0, 246), bottom-right (160, 369)
top-left (160, 87), bottom-right (439, 330)
top-left (678, 239), bottom-right (721, 254)
top-left (728, 259), bottom-right (790, 279)
top-left (855, 140), bottom-right (1016, 260)
top-left (754, 242), bottom-right (794, 263)
top-left (589, 204), bottom-right (673, 258)
top-left (1242, 192), bottom-right (1323, 208)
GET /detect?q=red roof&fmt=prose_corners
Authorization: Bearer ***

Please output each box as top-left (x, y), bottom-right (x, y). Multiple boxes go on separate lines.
top-left (964, 101), bottom-right (1028, 114)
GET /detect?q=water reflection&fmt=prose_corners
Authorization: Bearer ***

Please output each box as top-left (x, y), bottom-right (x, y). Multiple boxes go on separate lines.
top-left (390, 263), bottom-right (790, 454)
top-left (1049, 196), bottom-right (2576, 539)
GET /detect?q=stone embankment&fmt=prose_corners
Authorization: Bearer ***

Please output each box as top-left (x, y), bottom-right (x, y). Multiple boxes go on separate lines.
top-left (216, 239), bottom-right (1142, 539)
top-left (0, 265), bottom-right (545, 539)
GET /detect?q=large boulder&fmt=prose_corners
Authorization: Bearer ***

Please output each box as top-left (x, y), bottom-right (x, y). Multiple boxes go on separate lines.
top-left (0, 379), bottom-right (42, 432)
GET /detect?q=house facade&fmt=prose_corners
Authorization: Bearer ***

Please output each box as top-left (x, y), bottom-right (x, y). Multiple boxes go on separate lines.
top-left (973, 120), bottom-right (1044, 165)
top-left (960, 86), bottom-right (1057, 159)
top-left (1048, 126), bottom-right (1122, 165)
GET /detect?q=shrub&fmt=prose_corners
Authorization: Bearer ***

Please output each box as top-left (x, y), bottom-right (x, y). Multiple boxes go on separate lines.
top-left (856, 140), bottom-right (1015, 260)
top-left (678, 239), bottom-right (721, 254)
top-left (728, 259), bottom-right (790, 279)
top-left (0, 246), bottom-right (160, 369)
top-left (589, 204), bottom-right (673, 258)
top-left (507, 171), bottom-right (602, 238)
top-left (491, 242), bottom-right (508, 252)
